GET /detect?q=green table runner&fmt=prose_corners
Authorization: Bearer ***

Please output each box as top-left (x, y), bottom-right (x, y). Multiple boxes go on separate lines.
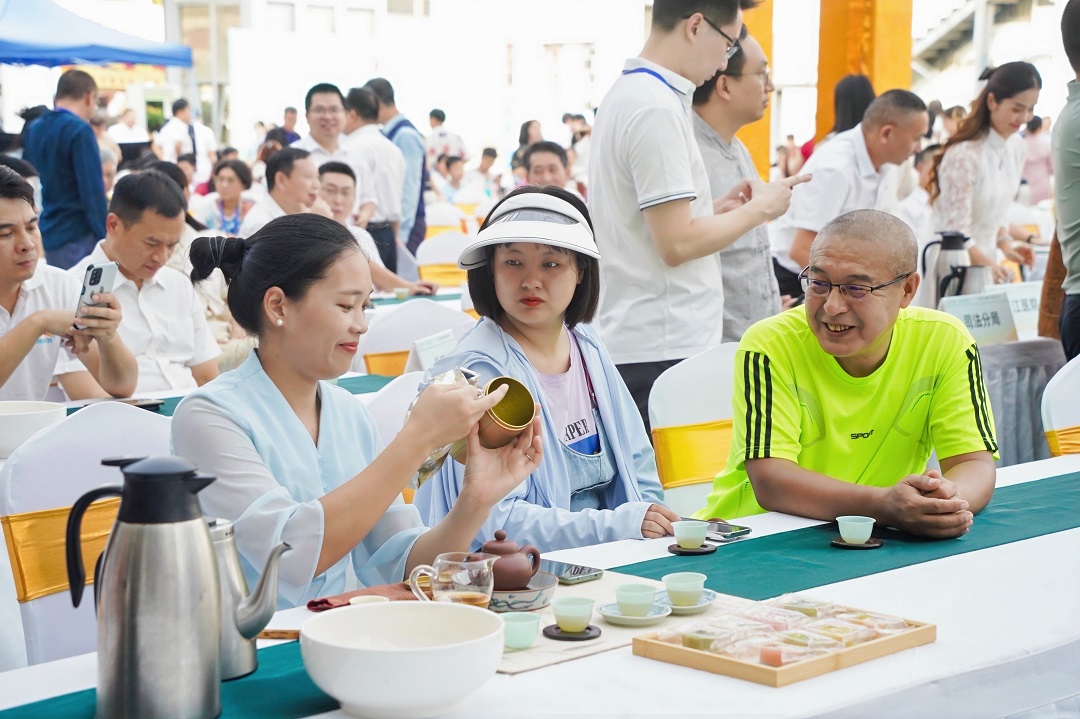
top-left (66, 374), bottom-right (396, 419)
top-left (370, 292), bottom-right (462, 307)
top-left (615, 471), bottom-right (1080, 601)
top-left (0, 642), bottom-right (337, 719)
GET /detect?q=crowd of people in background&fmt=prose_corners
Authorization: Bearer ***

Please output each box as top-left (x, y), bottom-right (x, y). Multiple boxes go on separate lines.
top-left (1, 0), bottom-right (1079, 608)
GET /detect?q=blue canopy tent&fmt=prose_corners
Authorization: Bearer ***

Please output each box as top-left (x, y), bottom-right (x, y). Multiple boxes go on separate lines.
top-left (0, 0), bottom-right (192, 67)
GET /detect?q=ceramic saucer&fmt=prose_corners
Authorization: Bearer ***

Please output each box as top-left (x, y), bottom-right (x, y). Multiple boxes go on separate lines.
top-left (831, 537), bottom-right (883, 550)
top-left (667, 543), bottom-right (717, 556)
top-left (596, 602), bottom-right (672, 627)
top-left (655, 588), bottom-right (717, 615)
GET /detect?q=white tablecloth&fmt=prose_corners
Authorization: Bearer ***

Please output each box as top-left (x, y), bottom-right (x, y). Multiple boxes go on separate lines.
top-left (2, 455), bottom-right (1080, 718)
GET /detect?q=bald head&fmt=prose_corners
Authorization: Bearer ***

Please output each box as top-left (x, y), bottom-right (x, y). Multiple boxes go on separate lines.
top-left (812, 210), bottom-right (917, 278)
top-left (862, 90), bottom-right (927, 130)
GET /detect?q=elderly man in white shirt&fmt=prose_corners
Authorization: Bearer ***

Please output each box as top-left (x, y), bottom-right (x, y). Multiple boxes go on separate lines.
top-left (343, 86), bottom-right (407, 271)
top-left (0, 167), bottom-right (137, 401)
top-left (69, 170), bottom-right (220, 393)
top-left (238, 148), bottom-right (324, 236)
top-left (290, 83), bottom-right (377, 227)
top-left (770, 90), bottom-right (929, 297)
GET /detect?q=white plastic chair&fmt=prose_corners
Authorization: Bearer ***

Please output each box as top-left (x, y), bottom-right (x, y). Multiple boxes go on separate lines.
top-left (0, 402), bottom-right (172, 665)
top-left (1042, 355), bottom-right (1080, 456)
top-left (647, 343), bottom-right (739, 517)
top-left (415, 231), bottom-right (471, 286)
top-left (356, 298), bottom-right (477, 376)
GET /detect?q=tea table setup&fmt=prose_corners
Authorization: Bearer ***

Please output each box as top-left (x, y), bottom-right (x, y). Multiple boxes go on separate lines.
top-left (1, 453), bottom-right (1079, 717)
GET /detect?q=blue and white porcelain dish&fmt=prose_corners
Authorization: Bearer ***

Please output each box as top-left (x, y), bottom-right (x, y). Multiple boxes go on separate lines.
top-left (488, 571), bottom-right (558, 613)
top-left (597, 602), bottom-right (672, 627)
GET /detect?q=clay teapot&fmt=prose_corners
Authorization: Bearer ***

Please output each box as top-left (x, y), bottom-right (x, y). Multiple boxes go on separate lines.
top-left (480, 530), bottom-right (541, 591)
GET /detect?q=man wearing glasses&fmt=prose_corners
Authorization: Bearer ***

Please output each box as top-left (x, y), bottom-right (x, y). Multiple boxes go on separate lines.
top-left (589, 0), bottom-right (809, 434)
top-left (292, 83), bottom-right (377, 230)
top-left (692, 33), bottom-right (783, 343)
top-left (694, 210), bottom-right (997, 539)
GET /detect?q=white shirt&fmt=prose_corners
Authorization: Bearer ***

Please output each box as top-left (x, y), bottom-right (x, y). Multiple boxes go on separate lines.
top-left (238, 194), bottom-right (287, 236)
top-left (69, 242), bottom-right (221, 392)
top-left (931, 130), bottom-right (1026, 259)
top-left (0, 265), bottom-right (83, 401)
top-left (107, 122), bottom-right (149, 144)
top-left (156, 117), bottom-right (193, 163)
top-left (589, 57), bottom-right (721, 364)
top-left (770, 125), bottom-right (901, 275)
top-left (192, 122), bottom-right (219, 185)
top-left (345, 125), bottom-right (406, 224)
top-left (291, 134), bottom-right (377, 209)
top-left (426, 125), bottom-right (467, 166)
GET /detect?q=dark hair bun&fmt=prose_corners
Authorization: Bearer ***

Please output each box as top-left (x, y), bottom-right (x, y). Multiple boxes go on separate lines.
top-left (189, 235), bottom-right (247, 284)
top-left (978, 66), bottom-right (996, 82)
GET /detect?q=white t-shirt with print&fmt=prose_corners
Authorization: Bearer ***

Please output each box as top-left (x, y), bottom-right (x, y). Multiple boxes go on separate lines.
top-left (534, 333), bottom-right (600, 455)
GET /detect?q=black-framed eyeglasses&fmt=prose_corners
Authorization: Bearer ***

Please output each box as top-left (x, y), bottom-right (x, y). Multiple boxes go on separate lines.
top-left (798, 267), bottom-right (913, 300)
top-left (687, 14), bottom-right (741, 59)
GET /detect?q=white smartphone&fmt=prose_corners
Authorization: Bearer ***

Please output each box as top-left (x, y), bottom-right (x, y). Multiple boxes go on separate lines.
top-left (538, 559), bottom-right (604, 585)
top-left (74, 262), bottom-right (118, 330)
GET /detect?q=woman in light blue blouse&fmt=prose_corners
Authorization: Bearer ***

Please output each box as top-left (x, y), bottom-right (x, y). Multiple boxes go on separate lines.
top-left (172, 214), bottom-right (542, 608)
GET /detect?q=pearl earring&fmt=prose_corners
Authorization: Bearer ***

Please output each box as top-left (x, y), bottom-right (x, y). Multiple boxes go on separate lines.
top-left (276, 319), bottom-right (284, 327)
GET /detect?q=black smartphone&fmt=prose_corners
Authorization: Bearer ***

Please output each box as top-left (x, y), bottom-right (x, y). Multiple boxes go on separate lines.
top-left (538, 559), bottom-right (604, 585)
top-left (700, 518), bottom-right (752, 540)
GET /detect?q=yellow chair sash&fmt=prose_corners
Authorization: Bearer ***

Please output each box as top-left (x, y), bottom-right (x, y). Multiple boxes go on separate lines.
top-left (465, 308), bottom-right (480, 320)
top-left (2, 498), bottom-right (119, 603)
top-left (364, 350), bottom-right (409, 376)
top-left (401, 488), bottom-right (415, 504)
top-left (1046, 425), bottom-right (1080, 457)
top-left (425, 225), bottom-right (461, 240)
top-left (652, 419), bottom-right (733, 490)
top-left (418, 263), bottom-right (468, 286)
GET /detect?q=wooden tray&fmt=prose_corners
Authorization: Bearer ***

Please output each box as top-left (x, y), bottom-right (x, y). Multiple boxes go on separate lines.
top-left (632, 617), bottom-right (936, 687)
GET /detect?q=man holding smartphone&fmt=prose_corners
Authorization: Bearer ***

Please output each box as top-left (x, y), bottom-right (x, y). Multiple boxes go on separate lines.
top-left (0, 167), bottom-right (137, 401)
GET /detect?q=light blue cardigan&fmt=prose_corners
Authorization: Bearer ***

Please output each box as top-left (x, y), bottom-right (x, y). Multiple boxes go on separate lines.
top-left (412, 318), bottom-right (665, 551)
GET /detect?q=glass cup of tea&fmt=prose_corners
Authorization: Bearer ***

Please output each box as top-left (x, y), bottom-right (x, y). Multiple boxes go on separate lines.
top-left (409, 552), bottom-right (499, 608)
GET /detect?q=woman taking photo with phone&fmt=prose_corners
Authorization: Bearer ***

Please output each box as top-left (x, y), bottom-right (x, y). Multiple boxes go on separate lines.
top-left (413, 186), bottom-right (678, 552)
top-left (929, 62), bottom-right (1040, 286)
top-left (172, 214), bottom-right (542, 608)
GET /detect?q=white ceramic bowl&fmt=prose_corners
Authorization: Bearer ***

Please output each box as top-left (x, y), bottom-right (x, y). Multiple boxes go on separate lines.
top-left (300, 602), bottom-right (504, 719)
top-left (0, 401), bottom-right (66, 458)
top-left (488, 570), bottom-right (557, 613)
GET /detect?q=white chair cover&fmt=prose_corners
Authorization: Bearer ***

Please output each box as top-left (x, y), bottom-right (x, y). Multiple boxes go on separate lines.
top-left (363, 372), bottom-right (425, 447)
top-left (647, 343), bottom-right (739, 517)
top-left (415, 231), bottom-right (470, 268)
top-left (424, 201), bottom-right (465, 227)
top-left (1042, 355), bottom-right (1080, 444)
top-left (353, 299), bottom-right (478, 373)
top-left (0, 402), bottom-right (171, 665)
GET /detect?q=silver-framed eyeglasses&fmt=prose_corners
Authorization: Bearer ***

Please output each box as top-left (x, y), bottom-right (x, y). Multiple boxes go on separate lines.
top-left (687, 14), bottom-right (742, 59)
top-left (799, 267), bottom-right (912, 300)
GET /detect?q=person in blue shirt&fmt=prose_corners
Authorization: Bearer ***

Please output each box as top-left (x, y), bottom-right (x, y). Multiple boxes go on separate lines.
top-left (172, 214), bottom-right (542, 607)
top-left (413, 186), bottom-right (679, 552)
top-left (362, 78), bottom-right (428, 255)
top-left (22, 70), bottom-right (107, 269)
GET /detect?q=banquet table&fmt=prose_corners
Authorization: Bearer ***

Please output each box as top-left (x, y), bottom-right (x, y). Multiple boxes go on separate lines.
top-left (980, 337), bottom-right (1067, 466)
top-left (2, 454), bottom-right (1079, 718)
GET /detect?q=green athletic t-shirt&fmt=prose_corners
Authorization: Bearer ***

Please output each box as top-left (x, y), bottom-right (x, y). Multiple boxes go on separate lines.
top-left (693, 306), bottom-right (998, 521)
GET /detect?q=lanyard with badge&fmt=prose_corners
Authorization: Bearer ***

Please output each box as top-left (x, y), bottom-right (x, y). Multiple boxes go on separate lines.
top-left (621, 67), bottom-right (688, 115)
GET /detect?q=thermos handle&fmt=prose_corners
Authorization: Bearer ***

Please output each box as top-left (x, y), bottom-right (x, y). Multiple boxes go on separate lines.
top-left (66, 486), bottom-right (123, 608)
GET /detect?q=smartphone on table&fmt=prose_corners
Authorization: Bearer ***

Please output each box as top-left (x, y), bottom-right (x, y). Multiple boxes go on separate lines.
top-left (697, 518), bottom-right (753, 541)
top-left (74, 262), bottom-right (118, 330)
top-left (538, 559), bottom-right (604, 585)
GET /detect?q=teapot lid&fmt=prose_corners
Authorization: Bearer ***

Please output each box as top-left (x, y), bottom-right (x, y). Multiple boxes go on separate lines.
top-left (481, 530), bottom-right (520, 555)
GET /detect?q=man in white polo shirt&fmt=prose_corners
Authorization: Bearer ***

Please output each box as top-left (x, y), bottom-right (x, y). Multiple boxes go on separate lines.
top-left (0, 167), bottom-right (137, 401)
top-left (588, 0), bottom-right (808, 430)
top-left (70, 170), bottom-right (220, 393)
top-left (770, 90), bottom-right (928, 298)
top-left (343, 86), bottom-right (407, 272)
top-left (291, 83), bottom-right (377, 229)
top-left (238, 148), bottom-right (323, 236)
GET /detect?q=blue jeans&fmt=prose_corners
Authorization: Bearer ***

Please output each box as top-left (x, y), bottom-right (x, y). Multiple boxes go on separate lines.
top-left (45, 235), bottom-right (98, 270)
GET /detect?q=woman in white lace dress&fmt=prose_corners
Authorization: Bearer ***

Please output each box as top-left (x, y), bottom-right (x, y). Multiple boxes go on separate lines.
top-left (929, 63), bottom-right (1041, 287)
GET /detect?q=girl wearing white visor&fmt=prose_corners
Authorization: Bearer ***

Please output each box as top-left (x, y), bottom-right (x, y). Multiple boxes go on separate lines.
top-left (413, 187), bottom-right (679, 551)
